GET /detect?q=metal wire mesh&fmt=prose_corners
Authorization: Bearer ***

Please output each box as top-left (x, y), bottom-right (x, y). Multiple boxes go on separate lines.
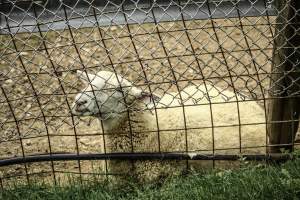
top-left (0, 0), bottom-right (299, 186)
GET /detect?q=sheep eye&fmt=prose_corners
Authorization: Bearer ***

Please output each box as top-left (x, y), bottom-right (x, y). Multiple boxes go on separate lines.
top-left (115, 87), bottom-right (122, 92)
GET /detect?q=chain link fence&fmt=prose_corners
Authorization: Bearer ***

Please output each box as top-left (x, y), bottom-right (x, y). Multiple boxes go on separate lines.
top-left (0, 0), bottom-right (299, 186)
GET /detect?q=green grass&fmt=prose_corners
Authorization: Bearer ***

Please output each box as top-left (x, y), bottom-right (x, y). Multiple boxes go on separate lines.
top-left (1, 160), bottom-right (300, 200)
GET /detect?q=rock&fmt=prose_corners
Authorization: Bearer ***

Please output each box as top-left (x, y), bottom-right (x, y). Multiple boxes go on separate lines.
top-left (4, 79), bottom-right (13, 85)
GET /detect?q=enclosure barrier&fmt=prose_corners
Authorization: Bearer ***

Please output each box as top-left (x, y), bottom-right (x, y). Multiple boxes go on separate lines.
top-left (267, 0), bottom-right (300, 153)
top-left (0, 0), bottom-right (299, 187)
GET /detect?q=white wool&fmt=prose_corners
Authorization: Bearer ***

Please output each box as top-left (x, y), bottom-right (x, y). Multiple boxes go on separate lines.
top-left (72, 71), bottom-right (267, 182)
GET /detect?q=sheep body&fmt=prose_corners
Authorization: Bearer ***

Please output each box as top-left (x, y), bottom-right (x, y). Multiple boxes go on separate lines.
top-left (101, 85), bottom-right (267, 182)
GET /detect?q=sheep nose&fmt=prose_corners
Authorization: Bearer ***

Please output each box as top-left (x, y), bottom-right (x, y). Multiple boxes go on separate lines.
top-left (77, 100), bottom-right (87, 106)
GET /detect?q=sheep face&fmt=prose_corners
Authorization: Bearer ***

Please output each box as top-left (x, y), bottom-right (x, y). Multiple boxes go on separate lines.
top-left (72, 70), bottom-right (153, 121)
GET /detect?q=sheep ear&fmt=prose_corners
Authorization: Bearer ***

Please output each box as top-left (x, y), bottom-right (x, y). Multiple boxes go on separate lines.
top-left (77, 70), bottom-right (96, 83)
top-left (138, 91), bottom-right (160, 105)
top-left (129, 86), bottom-right (160, 103)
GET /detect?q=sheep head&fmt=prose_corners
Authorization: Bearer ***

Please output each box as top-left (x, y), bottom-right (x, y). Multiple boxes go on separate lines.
top-left (72, 70), bottom-right (157, 122)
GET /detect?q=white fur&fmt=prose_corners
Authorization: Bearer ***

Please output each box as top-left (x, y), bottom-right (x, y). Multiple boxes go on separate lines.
top-left (72, 70), bottom-right (267, 182)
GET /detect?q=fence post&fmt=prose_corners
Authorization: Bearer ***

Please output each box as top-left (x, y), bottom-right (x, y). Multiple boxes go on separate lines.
top-left (268, 0), bottom-right (300, 153)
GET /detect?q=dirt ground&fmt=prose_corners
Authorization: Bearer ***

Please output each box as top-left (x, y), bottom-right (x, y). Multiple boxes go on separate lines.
top-left (1, 15), bottom-right (296, 186)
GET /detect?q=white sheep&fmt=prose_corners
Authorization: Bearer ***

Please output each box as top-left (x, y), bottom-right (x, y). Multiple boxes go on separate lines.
top-left (71, 70), bottom-right (267, 182)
